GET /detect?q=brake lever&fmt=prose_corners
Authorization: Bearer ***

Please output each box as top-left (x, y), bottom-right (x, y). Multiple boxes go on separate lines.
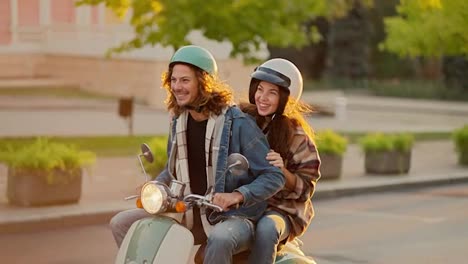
top-left (203, 202), bottom-right (224, 212)
top-left (124, 195), bottom-right (139, 200)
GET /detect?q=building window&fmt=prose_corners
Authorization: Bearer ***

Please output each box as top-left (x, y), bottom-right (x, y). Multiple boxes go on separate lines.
top-left (51, 0), bottom-right (75, 24)
top-left (0, 0), bottom-right (12, 44)
top-left (18, 0), bottom-right (40, 26)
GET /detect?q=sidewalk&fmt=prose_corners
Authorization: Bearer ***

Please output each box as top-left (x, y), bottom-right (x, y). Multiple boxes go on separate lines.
top-left (1, 89), bottom-right (468, 234)
top-left (1, 140), bottom-right (467, 234)
top-left (2, 90), bottom-right (468, 137)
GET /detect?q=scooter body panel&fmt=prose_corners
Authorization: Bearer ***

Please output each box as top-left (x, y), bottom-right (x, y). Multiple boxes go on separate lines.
top-left (275, 239), bottom-right (316, 264)
top-left (275, 254), bottom-right (317, 264)
top-left (115, 216), bottom-right (194, 264)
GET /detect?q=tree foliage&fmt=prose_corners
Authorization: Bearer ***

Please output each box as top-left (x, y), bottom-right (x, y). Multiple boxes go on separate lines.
top-left (328, 1), bottom-right (372, 80)
top-left (381, 0), bottom-right (468, 58)
top-left (77, 0), bottom-right (372, 62)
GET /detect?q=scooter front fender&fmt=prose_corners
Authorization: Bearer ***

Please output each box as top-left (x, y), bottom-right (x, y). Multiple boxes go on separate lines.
top-left (115, 216), bottom-right (194, 264)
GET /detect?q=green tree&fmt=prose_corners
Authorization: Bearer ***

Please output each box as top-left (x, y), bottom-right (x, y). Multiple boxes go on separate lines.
top-left (381, 0), bottom-right (468, 57)
top-left (327, 1), bottom-right (372, 81)
top-left (77, 0), bottom-right (371, 63)
top-left (381, 0), bottom-right (468, 89)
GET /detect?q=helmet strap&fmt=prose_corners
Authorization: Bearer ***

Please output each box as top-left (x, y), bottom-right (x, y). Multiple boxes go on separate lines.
top-left (262, 114), bottom-right (276, 134)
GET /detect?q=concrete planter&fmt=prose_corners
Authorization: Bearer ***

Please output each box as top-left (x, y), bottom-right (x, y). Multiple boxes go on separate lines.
top-left (458, 150), bottom-right (468, 166)
top-left (319, 154), bottom-right (343, 180)
top-left (365, 150), bottom-right (411, 174)
top-left (7, 167), bottom-right (82, 207)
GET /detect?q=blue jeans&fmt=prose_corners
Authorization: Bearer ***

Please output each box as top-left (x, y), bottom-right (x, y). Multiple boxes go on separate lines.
top-left (204, 217), bottom-right (255, 264)
top-left (248, 210), bottom-right (291, 264)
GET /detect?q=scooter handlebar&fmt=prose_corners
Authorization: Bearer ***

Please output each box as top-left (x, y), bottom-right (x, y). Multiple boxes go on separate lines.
top-left (200, 201), bottom-right (224, 212)
top-left (183, 194), bottom-right (224, 212)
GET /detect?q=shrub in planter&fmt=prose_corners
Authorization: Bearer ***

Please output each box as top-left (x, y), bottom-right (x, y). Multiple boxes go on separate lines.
top-left (453, 124), bottom-right (468, 166)
top-left (141, 136), bottom-right (169, 179)
top-left (359, 133), bottom-right (414, 174)
top-left (316, 130), bottom-right (348, 179)
top-left (0, 138), bottom-right (96, 206)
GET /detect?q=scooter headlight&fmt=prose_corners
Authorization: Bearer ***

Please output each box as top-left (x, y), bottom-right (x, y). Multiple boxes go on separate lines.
top-left (140, 182), bottom-right (168, 214)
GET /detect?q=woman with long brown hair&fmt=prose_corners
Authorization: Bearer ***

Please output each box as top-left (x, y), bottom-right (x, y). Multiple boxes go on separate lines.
top-left (240, 58), bottom-right (321, 264)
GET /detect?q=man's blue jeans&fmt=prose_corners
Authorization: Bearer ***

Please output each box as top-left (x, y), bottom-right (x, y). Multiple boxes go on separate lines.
top-left (247, 210), bottom-right (291, 264)
top-left (203, 217), bottom-right (255, 264)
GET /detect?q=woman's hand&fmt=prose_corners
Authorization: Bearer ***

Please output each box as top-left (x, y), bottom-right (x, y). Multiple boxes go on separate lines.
top-left (267, 150), bottom-right (296, 189)
top-left (266, 150), bottom-right (284, 169)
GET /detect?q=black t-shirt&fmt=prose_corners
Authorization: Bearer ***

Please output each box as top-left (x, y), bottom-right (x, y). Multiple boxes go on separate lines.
top-left (186, 113), bottom-right (208, 244)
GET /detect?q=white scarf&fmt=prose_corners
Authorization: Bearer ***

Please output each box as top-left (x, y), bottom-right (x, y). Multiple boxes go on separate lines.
top-left (173, 108), bottom-right (227, 232)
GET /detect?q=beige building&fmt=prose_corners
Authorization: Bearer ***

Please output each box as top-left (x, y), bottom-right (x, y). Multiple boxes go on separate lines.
top-left (0, 0), bottom-right (260, 108)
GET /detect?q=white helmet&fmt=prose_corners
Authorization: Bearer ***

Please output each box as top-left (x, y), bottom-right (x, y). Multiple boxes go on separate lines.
top-left (249, 58), bottom-right (303, 114)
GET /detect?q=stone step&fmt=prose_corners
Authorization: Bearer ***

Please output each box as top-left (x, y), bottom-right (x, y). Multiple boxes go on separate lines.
top-left (0, 77), bottom-right (79, 89)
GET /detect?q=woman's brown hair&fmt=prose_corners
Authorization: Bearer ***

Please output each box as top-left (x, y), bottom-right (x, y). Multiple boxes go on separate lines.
top-left (240, 94), bottom-right (315, 164)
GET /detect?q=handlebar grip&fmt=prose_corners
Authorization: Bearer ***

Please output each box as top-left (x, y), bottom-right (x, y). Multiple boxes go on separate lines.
top-left (208, 203), bottom-right (224, 212)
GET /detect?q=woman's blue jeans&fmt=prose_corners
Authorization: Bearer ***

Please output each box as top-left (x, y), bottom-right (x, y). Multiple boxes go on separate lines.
top-left (203, 217), bottom-right (255, 264)
top-left (247, 210), bottom-right (291, 264)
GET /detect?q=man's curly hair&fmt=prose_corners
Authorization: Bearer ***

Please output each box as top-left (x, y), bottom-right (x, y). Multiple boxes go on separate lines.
top-left (161, 63), bottom-right (233, 117)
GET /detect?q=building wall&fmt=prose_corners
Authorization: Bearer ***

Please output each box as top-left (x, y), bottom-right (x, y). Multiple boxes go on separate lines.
top-left (0, 52), bottom-right (254, 108)
top-left (0, 1), bottom-right (12, 45)
top-left (33, 54), bottom-right (254, 108)
top-left (0, 1), bottom-right (260, 108)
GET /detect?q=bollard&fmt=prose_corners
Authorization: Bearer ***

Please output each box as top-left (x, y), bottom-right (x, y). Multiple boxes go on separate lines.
top-left (118, 97), bottom-right (134, 136)
top-left (335, 96), bottom-right (347, 121)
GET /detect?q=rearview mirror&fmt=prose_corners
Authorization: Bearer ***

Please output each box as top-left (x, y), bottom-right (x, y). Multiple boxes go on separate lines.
top-left (141, 143), bottom-right (154, 163)
top-left (227, 153), bottom-right (249, 176)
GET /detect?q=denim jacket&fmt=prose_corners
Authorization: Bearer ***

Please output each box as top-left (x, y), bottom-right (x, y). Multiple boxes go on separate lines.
top-left (156, 106), bottom-right (285, 223)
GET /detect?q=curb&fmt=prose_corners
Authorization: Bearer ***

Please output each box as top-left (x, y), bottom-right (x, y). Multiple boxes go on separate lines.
top-left (0, 202), bottom-right (133, 234)
top-left (0, 210), bottom-right (119, 234)
top-left (301, 93), bottom-right (468, 117)
top-left (308, 101), bottom-right (468, 117)
top-left (1, 173), bottom-right (468, 234)
top-left (345, 103), bottom-right (468, 117)
top-left (314, 173), bottom-right (468, 200)
top-left (0, 79), bottom-right (79, 89)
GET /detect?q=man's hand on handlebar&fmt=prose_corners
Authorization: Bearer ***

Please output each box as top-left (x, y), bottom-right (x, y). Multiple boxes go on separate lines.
top-left (212, 192), bottom-right (244, 211)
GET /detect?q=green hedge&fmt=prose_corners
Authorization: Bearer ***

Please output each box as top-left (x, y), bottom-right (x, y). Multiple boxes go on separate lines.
top-left (453, 125), bottom-right (468, 165)
top-left (316, 129), bottom-right (348, 156)
top-left (360, 133), bottom-right (414, 153)
top-left (0, 138), bottom-right (96, 184)
top-left (141, 136), bottom-right (169, 178)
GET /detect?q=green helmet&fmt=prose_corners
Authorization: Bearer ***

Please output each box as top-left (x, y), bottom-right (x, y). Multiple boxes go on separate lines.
top-left (169, 45), bottom-right (218, 75)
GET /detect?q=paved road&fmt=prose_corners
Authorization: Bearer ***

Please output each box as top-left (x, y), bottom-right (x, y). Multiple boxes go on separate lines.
top-left (306, 183), bottom-right (468, 264)
top-left (2, 183), bottom-right (467, 264)
top-left (2, 92), bottom-right (468, 137)
top-left (308, 108), bottom-right (468, 133)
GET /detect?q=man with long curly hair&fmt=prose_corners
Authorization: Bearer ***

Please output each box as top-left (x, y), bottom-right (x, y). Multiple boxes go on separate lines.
top-left (110, 45), bottom-right (285, 264)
